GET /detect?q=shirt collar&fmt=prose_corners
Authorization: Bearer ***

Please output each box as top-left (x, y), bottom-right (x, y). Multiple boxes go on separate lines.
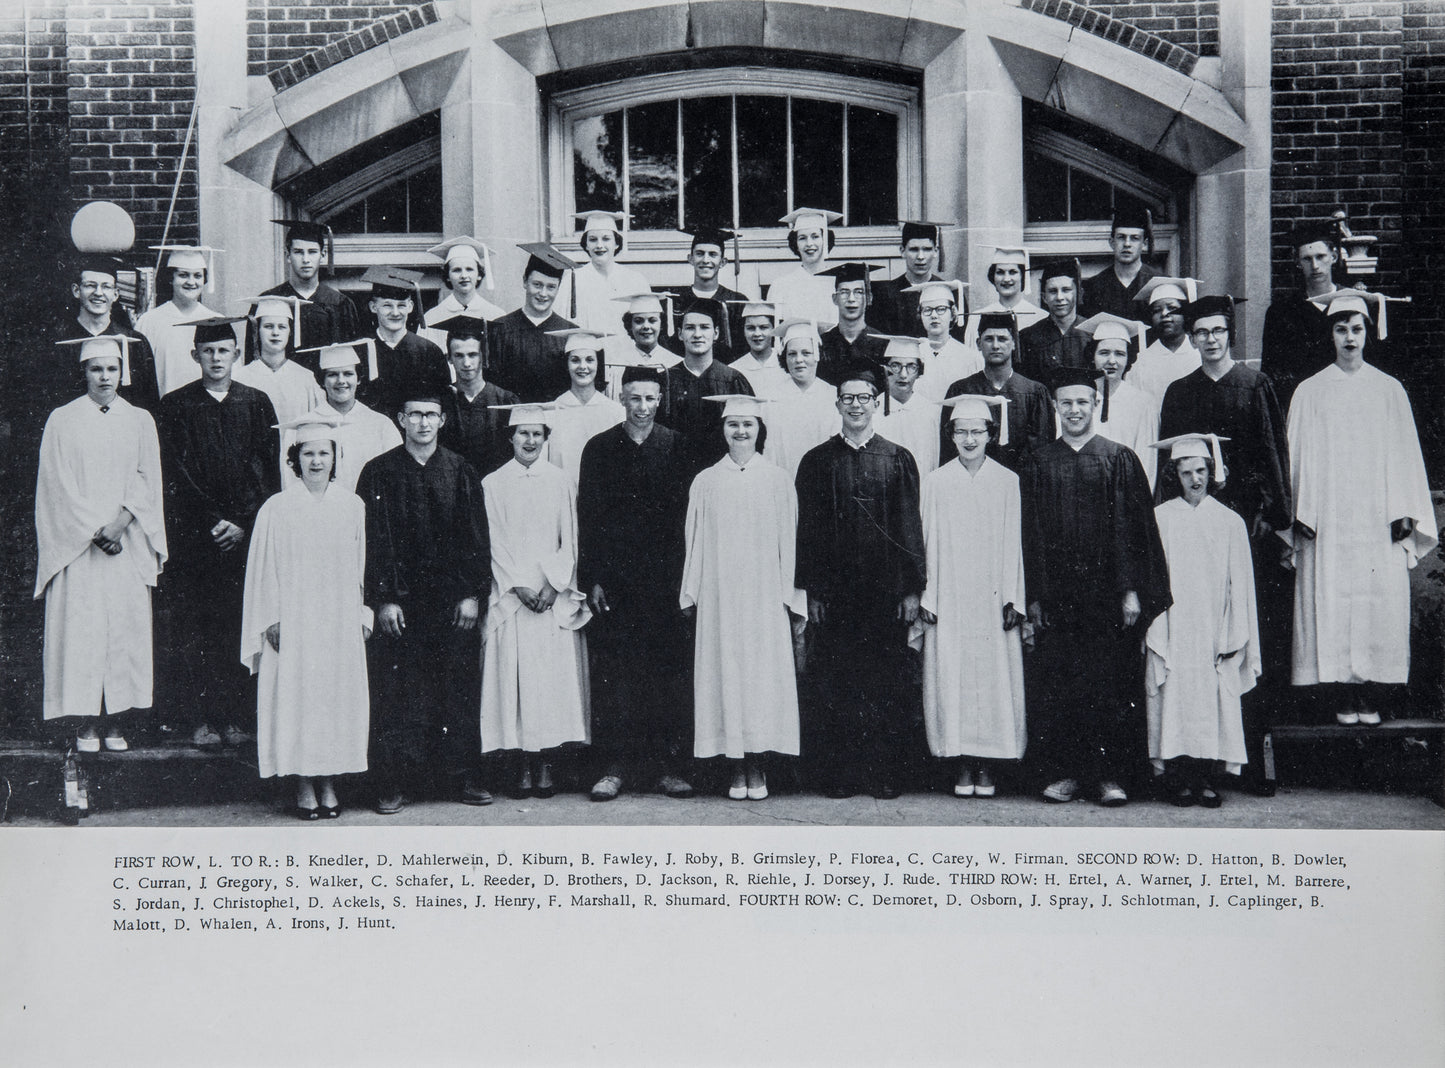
top-left (841, 428), bottom-right (876, 450)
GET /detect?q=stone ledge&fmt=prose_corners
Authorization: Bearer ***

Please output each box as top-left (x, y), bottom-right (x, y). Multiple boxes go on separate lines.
top-left (1020, 0), bottom-right (1202, 76)
top-left (266, 2), bottom-right (439, 92)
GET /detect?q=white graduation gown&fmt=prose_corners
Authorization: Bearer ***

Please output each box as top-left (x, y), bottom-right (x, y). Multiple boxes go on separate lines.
top-left (912, 457), bottom-right (1027, 759)
top-left (1145, 496), bottom-right (1258, 769)
top-left (35, 396), bottom-right (167, 720)
top-left (682, 454), bottom-right (806, 757)
top-left (1095, 379), bottom-right (1160, 491)
top-left (766, 266), bottom-right (837, 330)
top-left (549, 389), bottom-right (625, 488)
top-left (917, 337), bottom-right (984, 403)
top-left (233, 357), bottom-right (324, 426)
top-left (1282, 362), bottom-right (1437, 684)
top-left (756, 376), bottom-right (841, 480)
top-left (421, 290), bottom-right (506, 352)
top-left (241, 482), bottom-right (371, 777)
top-left (604, 343), bottom-right (681, 401)
top-left (480, 458), bottom-right (592, 751)
top-left (729, 352), bottom-right (788, 398)
top-left (876, 392), bottom-right (942, 476)
top-left (281, 399), bottom-right (401, 493)
top-left (1131, 336), bottom-right (1199, 411)
top-left (134, 299), bottom-right (228, 396)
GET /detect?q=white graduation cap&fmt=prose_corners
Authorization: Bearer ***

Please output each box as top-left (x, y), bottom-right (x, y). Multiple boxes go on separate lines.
top-left (152, 244), bottom-right (224, 292)
top-left (903, 279), bottom-right (969, 327)
top-left (275, 411), bottom-right (344, 445)
top-left (612, 291), bottom-right (675, 335)
top-left (56, 334), bottom-right (133, 387)
top-left (1308, 288), bottom-right (1400, 339)
top-left (726, 299), bottom-right (780, 321)
top-left (546, 327), bottom-right (614, 353)
top-left (772, 318), bottom-right (822, 347)
top-left (489, 401), bottom-right (558, 427)
top-left (1076, 312), bottom-right (1145, 345)
top-left (299, 339), bottom-right (379, 381)
top-left (575, 210), bottom-right (628, 235)
top-left (780, 207), bottom-right (842, 231)
top-left (1150, 432), bottom-right (1230, 486)
top-left (1136, 275), bottom-right (1200, 308)
top-left (870, 333), bottom-right (930, 366)
top-left (976, 245), bottom-right (1042, 292)
top-left (941, 393), bottom-right (1010, 446)
top-left (704, 393), bottom-right (774, 420)
top-left (239, 293), bottom-right (312, 346)
top-left (427, 236), bottom-right (495, 290)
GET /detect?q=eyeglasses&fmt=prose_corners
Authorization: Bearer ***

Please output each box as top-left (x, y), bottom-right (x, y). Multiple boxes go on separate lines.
top-left (1191, 327), bottom-right (1230, 340)
top-left (838, 393), bottom-right (877, 407)
top-left (920, 305), bottom-right (952, 317)
top-left (885, 362), bottom-right (921, 374)
top-left (403, 411), bottom-right (443, 423)
top-left (952, 427), bottom-right (990, 440)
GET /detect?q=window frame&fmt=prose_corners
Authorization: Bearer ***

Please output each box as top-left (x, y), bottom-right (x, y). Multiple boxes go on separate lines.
top-left (547, 65), bottom-right (921, 265)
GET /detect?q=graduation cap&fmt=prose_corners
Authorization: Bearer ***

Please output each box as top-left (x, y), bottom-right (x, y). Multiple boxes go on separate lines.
top-left (613, 291), bottom-right (675, 336)
top-left (547, 327), bottom-right (614, 353)
top-left (1136, 276), bottom-right (1200, 308)
top-left (971, 310), bottom-right (1020, 341)
top-left (1076, 312), bottom-right (1145, 346)
top-left (620, 363), bottom-right (668, 388)
top-left (679, 297), bottom-right (725, 328)
top-left (779, 207), bottom-right (842, 231)
top-left (772, 319), bottom-right (822, 348)
top-left (275, 411), bottom-right (344, 445)
top-left (819, 262), bottom-right (882, 286)
top-left (432, 313), bottom-right (489, 345)
top-left (684, 226), bottom-right (737, 251)
top-left (517, 242), bottom-right (579, 279)
top-left (1150, 433), bottom-right (1229, 485)
top-left (904, 279), bottom-right (968, 327)
top-left (74, 253), bottom-right (124, 280)
top-left (427, 236), bottom-right (494, 290)
top-left (1308, 288), bottom-right (1400, 339)
top-left (56, 334), bottom-right (134, 387)
top-left (870, 333), bottom-right (929, 369)
top-left (898, 220), bottom-right (951, 246)
top-left (1287, 220), bottom-right (1339, 251)
top-left (1111, 202), bottom-right (1154, 237)
top-left (941, 393), bottom-right (1010, 446)
top-left (977, 246), bottom-right (1041, 292)
top-left (362, 266), bottom-right (424, 302)
top-left (1033, 257), bottom-right (1081, 286)
top-left (489, 401), bottom-right (558, 426)
top-left (152, 244), bottom-right (223, 292)
top-left (177, 315), bottom-right (246, 348)
top-left (239, 294), bottom-right (311, 346)
top-left (726, 299), bottom-right (779, 321)
top-left (272, 219), bottom-right (334, 275)
top-left (575, 210), bottom-right (628, 235)
top-left (704, 393), bottom-right (775, 420)
top-left (299, 339), bottom-right (379, 381)
top-left (1181, 294), bottom-right (1246, 331)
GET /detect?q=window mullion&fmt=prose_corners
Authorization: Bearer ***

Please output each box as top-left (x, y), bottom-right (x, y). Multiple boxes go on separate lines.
top-left (841, 103), bottom-right (849, 226)
top-left (676, 99), bottom-right (684, 230)
top-left (730, 95), bottom-right (740, 231)
top-left (622, 108), bottom-right (631, 226)
top-left (785, 96), bottom-right (794, 214)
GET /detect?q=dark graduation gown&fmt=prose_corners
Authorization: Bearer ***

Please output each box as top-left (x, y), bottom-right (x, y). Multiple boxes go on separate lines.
top-left (1081, 263), bottom-right (1156, 322)
top-left (868, 272), bottom-right (936, 337)
top-left (355, 444), bottom-right (490, 787)
top-left (1018, 318), bottom-right (1092, 383)
top-left (485, 309), bottom-right (575, 403)
top-left (818, 327), bottom-right (888, 385)
top-left (437, 381), bottom-right (520, 478)
top-left (577, 423), bottom-right (693, 774)
top-left (1260, 295), bottom-right (1333, 410)
top-left (658, 358), bottom-right (755, 477)
top-left (261, 281), bottom-right (361, 378)
top-left (356, 331), bottom-right (451, 415)
top-left (795, 433), bottom-right (925, 790)
top-left (940, 369), bottom-right (1055, 472)
top-left (157, 379), bottom-right (280, 726)
top-left (669, 283), bottom-right (750, 358)
top-left (53, 314), bottom-right (161, 415)
top-left (1021, 434), bottom-right (1170, 786)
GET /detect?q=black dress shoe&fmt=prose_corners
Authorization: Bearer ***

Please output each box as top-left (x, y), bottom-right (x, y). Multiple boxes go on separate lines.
top-left (823, 784), bottom-right (855, 800)
top-left (870, 783), bottom-right (902, 800)
top-left (292, 805), bottom-right (321, 821)
top-left (318, 804), bottom-right (341, 819)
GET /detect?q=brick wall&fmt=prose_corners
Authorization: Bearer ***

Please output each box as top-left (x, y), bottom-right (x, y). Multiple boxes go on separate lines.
top-left (65, 2), bottom-right (199, 250)
top-left (246, 0), bottom-right (418, 76)
top-left (0, 4), bottom-right (71, 240)
top-left (1401, 1), bottom-right (1445, 358)
top-left (1076, 1), bottom-right (1221, 56)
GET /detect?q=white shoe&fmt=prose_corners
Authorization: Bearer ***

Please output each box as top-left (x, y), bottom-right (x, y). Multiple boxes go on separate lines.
top-left (1335, 711), bottom-right (1360, 725)
top-left (103, 734), bottom-right (128, 752)
top-left (728, 782), bottom-right (748, 800)
top-left (76, 733), bottom-right (100, 753)
top-left (974, 768), bottom-right (995, 797)
top-left (1356, 710), bottom-right (1381, 725)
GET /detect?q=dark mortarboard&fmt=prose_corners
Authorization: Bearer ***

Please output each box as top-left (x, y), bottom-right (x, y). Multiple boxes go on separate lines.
top-left (974, 311), bottom-right (1019, 337)
top-left (679, 297), bottom-right (725, 328)
top-left (684, 226), bottom-right (737, 251)
top-left (1047, 365), bottom-right (1101, 394)
top-left (837, 363), bottom-right (883, 393)
top-left (1034, 257), bottom-right (1081, 285)
top-left (517, 242), bottom-right (579, 279)
top-left (1181, 295), bottom-right (1246, 329)
top-left (1110, 201), bottom-right (1153, 234)
top-left (362, 265), bottom-right (423, 301)
top-left (1287, 220), bottom-right (1339, 251)
top-left (74, 253), bottom-right (123, 278)
top-left (819, 262), bottom-right (881, 285)
top-left (394, 378), bottom-right (448, 408)
top-left (899, 220), bottom-right (949, 245)
top-left (621, 364), bottom-right (667, 387)
top-left (272, 219), bottom-right (330, 247)
top-left (179, 315), bottom-right (246, 347)
top-left (433, 313), bottom-right (488, 342)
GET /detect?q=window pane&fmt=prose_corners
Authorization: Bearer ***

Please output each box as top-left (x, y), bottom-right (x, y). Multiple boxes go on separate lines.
top-left (791, 98), bottom-right (844, 219)
top-left (1069, 167), bottom-right (1113, 221)
top-left (327, 199), bottom-right (366, 234)
top-left (407, 164), bottom-right (443, 232)
top-left (366, 180), bottom-right (409, 232)
top-left (628, 101), bottom-right (679, 230)
top-left (573, 111), bottom-right (623, 214)
top-left (1024, 152), bottom-right (1069, 223)
top-left (682, 95), bottom-right (733, 230)
top-left (1115, 189), bottom-right (1157, 225)
top-left (736, 95), bottom-right (787, 228)
top-left (846, 106), bottom-right (897, 226)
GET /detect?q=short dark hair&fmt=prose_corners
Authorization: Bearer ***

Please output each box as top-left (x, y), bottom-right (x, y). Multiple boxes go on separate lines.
top-left (581, 228), bottom-right (624, 254)
top-left (510, 421), bottom-right (552, 441)
top-left (836, 366), bottom-right (882, 396)
top-left (285, 439), bottom-right (338, 479)
top-left (1171, 454), bottom-right (1216, 487)
top-left (788, 229), bottom-right (837, 258)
